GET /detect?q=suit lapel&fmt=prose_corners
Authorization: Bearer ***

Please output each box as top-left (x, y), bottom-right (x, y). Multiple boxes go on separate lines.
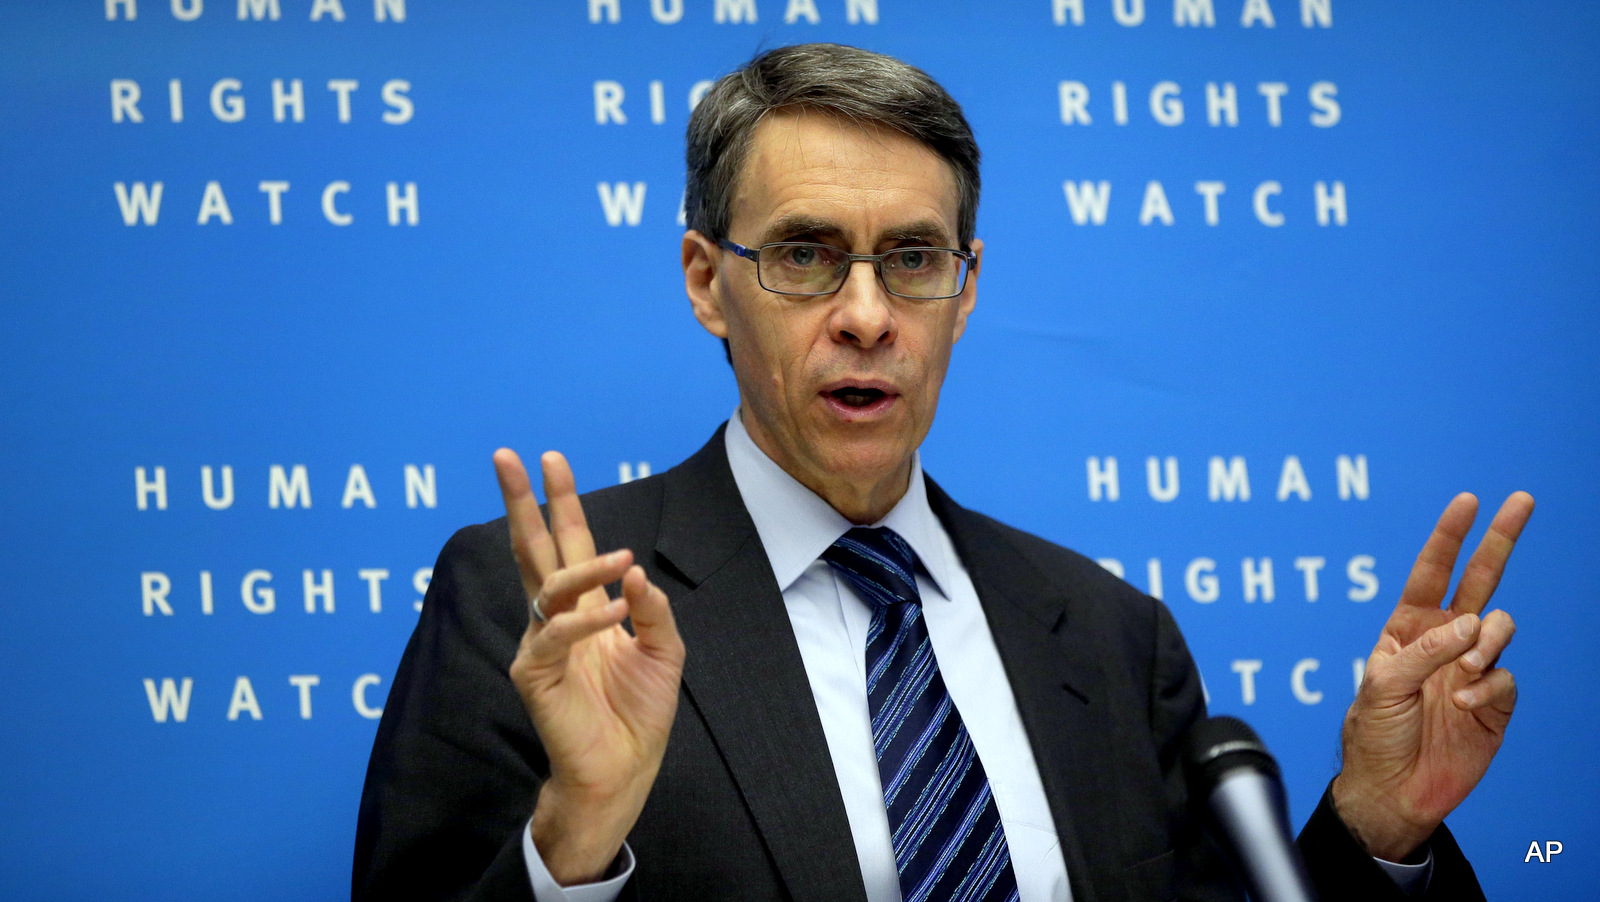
top-left (655, 430), bottom-right (867, 902)
top-left (926, 477), bottom-right (1119, 902)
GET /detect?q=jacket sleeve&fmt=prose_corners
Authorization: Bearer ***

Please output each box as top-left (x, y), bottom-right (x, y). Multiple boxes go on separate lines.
top-left (351, 522), bottom-right (543, 902)
top-left (1297, 782), bottom-right (1486, 901)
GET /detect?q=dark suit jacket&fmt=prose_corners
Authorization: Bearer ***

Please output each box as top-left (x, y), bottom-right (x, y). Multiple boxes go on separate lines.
top-left (353, 427), bottom-right (1484, 902)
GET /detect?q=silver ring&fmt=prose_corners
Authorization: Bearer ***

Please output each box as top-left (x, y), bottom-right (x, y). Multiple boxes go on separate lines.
top-left (531, 592), bottom-right (550, 624)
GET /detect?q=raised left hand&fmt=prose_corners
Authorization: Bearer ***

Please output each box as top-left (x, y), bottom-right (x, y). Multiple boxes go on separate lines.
top-left (1331, 491), bottom-right (1534, 861)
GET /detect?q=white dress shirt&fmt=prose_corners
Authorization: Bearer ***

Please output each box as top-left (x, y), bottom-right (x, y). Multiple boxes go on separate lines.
top-left (522, 414), bottom-right (1425, 899)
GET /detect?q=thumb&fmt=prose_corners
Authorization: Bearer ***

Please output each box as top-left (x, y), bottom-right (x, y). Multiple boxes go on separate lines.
top-left (1370, 613), bottom-right (1480, 701)
top-left (622, 567), bottom-right (683, 659)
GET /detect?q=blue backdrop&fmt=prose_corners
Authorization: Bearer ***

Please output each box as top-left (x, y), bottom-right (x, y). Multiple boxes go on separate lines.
top-left (2, 1), bottom-right (1596, 898)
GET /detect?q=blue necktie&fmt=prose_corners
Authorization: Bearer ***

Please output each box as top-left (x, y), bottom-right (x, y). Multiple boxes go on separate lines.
top-left (823, 527), bottom-right (1020, 902)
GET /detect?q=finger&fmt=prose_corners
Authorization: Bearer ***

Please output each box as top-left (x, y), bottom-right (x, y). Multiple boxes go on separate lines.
top-left (1453, 667), bottom-right (1517, 718)
top-left (533, 550), bottom-right (635, 624)
top-left (494, 449), bottom-right (561, 597)
top-left (541, 450), bottom-right (601, 570)
top-left (621, 566), bottom-right (682, 654)
top-left (1371, 613), bottom-right (1480, 700)
top-left (525, 598), bottom-right (629, 669)
top-left (1393, 493), bottom-right (1478, 612)
top-left (1449, 491), bottom-right (1535, 616)
top-left (1457, 609), bottom-right (1516, 676)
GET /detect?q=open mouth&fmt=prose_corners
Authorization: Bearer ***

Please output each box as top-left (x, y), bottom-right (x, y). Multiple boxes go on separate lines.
top-left (828, 386), bottom-right (888, 408)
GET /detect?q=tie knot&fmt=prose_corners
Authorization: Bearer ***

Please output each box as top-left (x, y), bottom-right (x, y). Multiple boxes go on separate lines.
top-left (822, 527), bottom-right (920, 609)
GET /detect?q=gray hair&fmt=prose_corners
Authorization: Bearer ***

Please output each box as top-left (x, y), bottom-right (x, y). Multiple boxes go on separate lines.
top-left (684, 43), bottom-right (981, 249)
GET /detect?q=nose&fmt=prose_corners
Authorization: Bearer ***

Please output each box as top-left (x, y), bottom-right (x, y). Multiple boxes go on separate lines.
top-left (829, 259), bottom-right (896, 349)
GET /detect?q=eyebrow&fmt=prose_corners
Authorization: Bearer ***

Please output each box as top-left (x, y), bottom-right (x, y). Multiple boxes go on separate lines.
top-left (759, 214), bottom-right (955, 249)
top-left (760, 214), bottom-right (845, 245)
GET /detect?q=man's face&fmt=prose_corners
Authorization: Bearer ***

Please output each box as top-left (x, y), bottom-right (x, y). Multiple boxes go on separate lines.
top-left (684, 110), bottom-right (980, 517)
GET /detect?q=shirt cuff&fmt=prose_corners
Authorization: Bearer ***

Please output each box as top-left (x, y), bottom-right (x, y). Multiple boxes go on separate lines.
top-left (521, 819), bottom-right (635, 902)
top-left (1373, 847), bottom-right (1433, 896)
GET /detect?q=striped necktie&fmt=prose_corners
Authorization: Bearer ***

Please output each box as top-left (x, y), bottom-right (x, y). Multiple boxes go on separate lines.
top-left (823, 527), bottom-right (1020, 902)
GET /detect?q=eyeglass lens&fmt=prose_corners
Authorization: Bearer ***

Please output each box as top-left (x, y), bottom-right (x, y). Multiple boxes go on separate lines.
top-left (757, 244), bottom-right (967, 298)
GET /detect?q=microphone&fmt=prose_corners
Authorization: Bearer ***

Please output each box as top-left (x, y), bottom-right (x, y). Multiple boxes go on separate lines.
top-left (1184, 716), bottom-right (1317, 902)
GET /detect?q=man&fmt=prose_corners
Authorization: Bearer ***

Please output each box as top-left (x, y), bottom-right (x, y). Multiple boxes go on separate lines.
top-left (354, 44), bottom-right (1530, 901)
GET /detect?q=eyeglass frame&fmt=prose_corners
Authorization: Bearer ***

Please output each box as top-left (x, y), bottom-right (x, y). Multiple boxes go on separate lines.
top-left (716, 238), bottom-right (977, 300)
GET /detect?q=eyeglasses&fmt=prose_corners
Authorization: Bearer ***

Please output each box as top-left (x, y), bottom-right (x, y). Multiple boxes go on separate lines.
top-left (718, 239), bottom-right (975, 300)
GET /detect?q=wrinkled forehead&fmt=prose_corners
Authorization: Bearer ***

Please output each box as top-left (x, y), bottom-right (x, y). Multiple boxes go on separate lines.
top-left (727, 109), bottom-right (961, 248)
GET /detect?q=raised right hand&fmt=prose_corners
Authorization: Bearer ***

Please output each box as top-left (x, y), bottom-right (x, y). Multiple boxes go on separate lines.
top-left (493, 449), bottom-right (686, 886)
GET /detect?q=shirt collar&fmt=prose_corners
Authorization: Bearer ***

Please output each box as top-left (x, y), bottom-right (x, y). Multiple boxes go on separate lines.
top-left (723, 410), bottom-right (954, 600)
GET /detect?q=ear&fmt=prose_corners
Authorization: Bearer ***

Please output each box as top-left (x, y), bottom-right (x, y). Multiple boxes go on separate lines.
top-left (683, 230), bottom-right (728, 338)
top-left (950, 238), bottom-right (981, 343)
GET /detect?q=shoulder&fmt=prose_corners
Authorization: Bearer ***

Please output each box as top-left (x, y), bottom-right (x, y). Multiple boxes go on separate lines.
top-left (438, 473), bottom-right (669, 569)
top-left (977, 508), bottom-right (1143, 596)
top-left (946, 499), bottom-right (1160, 616)
top-left (421, 474), bottom-right (674, 641)
top-left (935, 495), bottom-right (1184, 676)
